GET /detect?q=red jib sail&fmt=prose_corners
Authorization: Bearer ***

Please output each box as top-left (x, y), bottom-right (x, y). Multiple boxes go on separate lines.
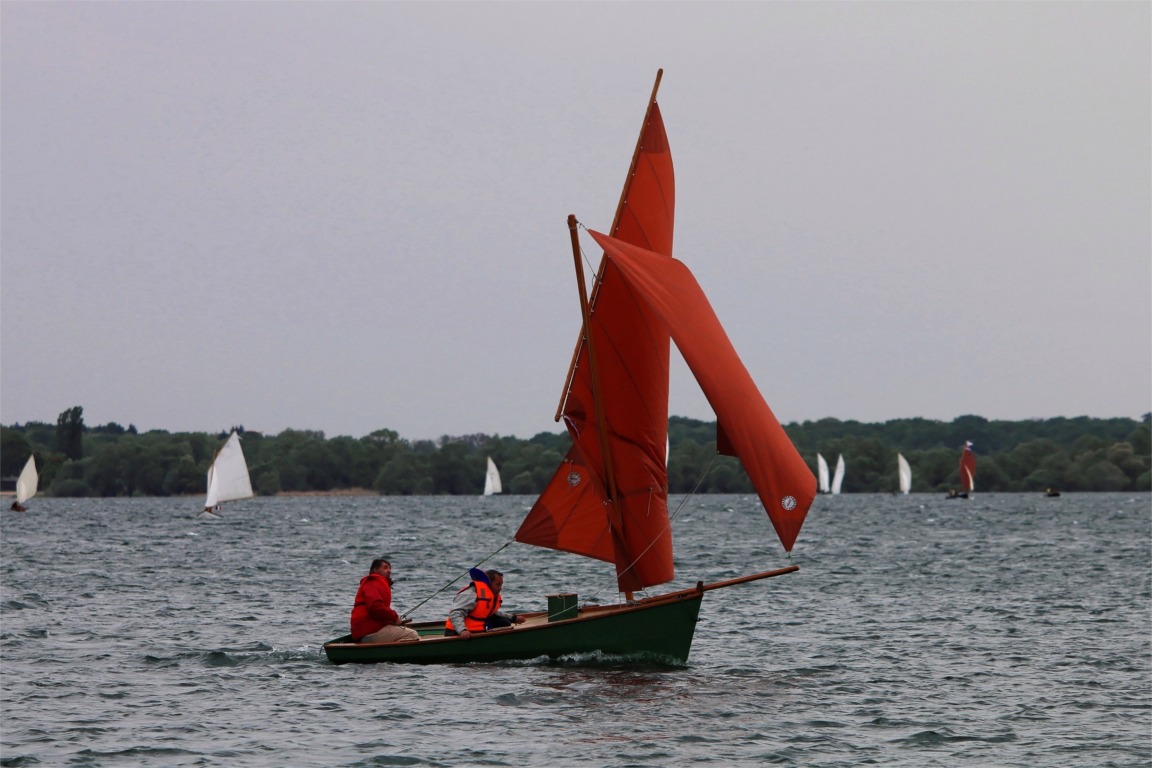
top-left (585, 230), bottom-right (816, 555)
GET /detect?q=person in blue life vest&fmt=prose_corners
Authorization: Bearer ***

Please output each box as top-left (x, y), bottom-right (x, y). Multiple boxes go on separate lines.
top-left (444, 568), bottom-right (527, 638)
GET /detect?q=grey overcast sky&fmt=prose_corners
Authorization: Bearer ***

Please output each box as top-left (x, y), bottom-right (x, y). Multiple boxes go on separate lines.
top-left (2, 2), bottom-right (1149, 441)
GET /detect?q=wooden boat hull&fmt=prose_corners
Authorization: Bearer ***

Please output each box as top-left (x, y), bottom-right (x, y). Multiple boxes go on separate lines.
top-left (324, 589), bottom-right (704, 665)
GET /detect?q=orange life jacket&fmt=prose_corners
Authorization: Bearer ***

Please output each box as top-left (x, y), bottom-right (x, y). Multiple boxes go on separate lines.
top-left (446, 578), bottom-right (502, 633)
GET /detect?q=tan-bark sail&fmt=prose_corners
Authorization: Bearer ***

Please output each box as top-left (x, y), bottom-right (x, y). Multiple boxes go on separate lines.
top-left (516, 71), bottom-right (676, 593)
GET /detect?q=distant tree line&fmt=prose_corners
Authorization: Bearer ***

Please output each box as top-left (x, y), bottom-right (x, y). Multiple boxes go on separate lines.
top-left (1, 407), bottom-right (1148, 498)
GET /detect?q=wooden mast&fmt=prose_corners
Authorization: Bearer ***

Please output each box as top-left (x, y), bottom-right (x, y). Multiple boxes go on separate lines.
top-left (565, 214), bottom-right (628, 590)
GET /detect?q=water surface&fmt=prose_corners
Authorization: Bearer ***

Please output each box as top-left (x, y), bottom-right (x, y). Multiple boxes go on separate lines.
top-left (2, 492), bottom-right (1149, 766)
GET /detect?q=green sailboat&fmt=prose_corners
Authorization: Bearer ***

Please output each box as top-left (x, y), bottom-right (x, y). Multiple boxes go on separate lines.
top-left (324, 70), bottom-right (815, 665)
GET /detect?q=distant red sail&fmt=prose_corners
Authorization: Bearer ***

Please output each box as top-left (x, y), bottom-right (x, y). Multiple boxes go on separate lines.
top-left (586, 230), bottom-right (816, 553)
top-left (960, 442), bottom-right (976, 493)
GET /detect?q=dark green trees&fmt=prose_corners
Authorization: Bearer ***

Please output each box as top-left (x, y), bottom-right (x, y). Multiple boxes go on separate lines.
top-left (56, 406), bottom-right (85, 460)
top-left (2, 411), bottom-right (1148, 498)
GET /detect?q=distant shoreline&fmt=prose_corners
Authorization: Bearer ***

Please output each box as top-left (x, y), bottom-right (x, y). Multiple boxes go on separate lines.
top-left (272, 488), bottom-right (377, 497)
top-left (1, 488), bottom-right (380, 499)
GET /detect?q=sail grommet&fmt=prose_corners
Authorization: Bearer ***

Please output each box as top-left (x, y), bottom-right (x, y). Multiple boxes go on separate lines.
top-left (781, 496), bottom-right (797, 511)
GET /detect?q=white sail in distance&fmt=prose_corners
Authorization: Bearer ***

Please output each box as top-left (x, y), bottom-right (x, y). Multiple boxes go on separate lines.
top-left (897, 453), bottom-right (912, 495)
top-left (817, 453), bottom-right (830, 494)
top-left (204, 432), bottom-right (254, 509)
top-left (15, 456), bottom-right (38, 505)
top-left (483, 456), bottom-right (503, 496)
top-left (831, 454), bottom-right (845, 495)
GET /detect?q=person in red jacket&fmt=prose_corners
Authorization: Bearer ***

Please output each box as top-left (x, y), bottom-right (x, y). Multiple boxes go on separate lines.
top-left (350, 558), bottom-right (419, 643)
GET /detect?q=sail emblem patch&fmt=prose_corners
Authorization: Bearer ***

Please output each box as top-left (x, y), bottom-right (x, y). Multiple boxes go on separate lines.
top-left (567, 472), bottom-right (582, 487)
top-left (781, 495), bottom-right (797, 511)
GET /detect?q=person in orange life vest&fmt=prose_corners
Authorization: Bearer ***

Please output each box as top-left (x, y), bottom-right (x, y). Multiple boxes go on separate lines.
top-left (444, 568), bottom-right (526, 638)
top-left (350, 558), bottom-right (419, 643)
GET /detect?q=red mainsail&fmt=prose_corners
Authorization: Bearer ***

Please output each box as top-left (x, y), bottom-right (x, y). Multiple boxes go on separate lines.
top-left (515, 79), bottom-right (676, 593)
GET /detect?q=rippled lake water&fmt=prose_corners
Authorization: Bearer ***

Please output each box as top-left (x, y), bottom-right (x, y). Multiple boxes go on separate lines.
top-left (2, 492), bottom-right (1149, 766)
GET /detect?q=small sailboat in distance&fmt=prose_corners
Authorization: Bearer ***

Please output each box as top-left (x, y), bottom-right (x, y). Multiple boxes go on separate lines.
top-left (947, 441), bottom-right (976, 499)
top-left (897, 453), bottom-right (911, 495)
top-left (831, 454), bottom-right (845, 495)
top-left (483, 456), bottom-right (503, 496)
top-left (960, 441), bottom-right (976, 496)
top-left (817, 453), bottom-right (830, 493)
top-left (10, 455), bottom-right (37, 512)
top-left (203, 431), bottom-right (253, 516)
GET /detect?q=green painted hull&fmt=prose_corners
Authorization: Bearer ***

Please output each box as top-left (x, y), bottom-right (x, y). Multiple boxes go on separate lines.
top-left (323, 590), bottom-right (704, 665)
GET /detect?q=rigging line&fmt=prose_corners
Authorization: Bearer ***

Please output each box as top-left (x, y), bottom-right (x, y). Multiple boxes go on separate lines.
top-left (572, 219), bottom-right (599, 276)
top-left (581, 251), bottom-right (598, 282)
top-left (626, 451), bottom-right (720, 574)
top-left (400, 539), bottom-right (514, 619)
top-left (581, 451), bottom-right (721, 606)
top-left (669, 451), bottom-right (720, 523)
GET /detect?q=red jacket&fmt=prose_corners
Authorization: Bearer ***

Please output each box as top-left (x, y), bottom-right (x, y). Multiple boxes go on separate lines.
top-left (350, 573), bottom-right (400, 641)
